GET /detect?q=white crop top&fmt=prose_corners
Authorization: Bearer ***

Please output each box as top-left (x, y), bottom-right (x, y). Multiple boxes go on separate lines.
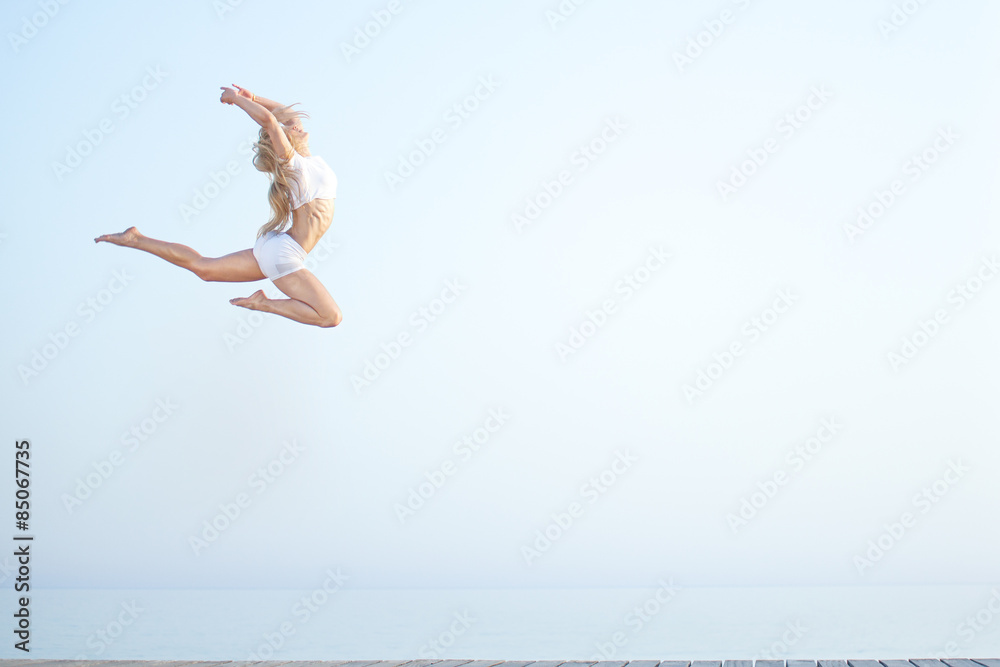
top-left (286, 149), bottom-right (337, 210)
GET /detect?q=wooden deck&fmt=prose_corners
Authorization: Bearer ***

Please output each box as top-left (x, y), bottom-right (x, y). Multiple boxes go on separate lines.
top-left (0, 660), bottom-right (998, 667)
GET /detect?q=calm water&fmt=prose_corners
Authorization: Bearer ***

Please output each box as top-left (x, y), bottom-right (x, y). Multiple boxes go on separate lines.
top-left (7, 585), bottom-right (1000, 660)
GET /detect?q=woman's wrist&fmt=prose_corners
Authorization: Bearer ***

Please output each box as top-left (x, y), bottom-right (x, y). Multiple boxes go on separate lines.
top-left (233, 84), bottom-right (255, 103)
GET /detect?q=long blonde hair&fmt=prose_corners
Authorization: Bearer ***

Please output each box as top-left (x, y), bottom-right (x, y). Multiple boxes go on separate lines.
top-left (252, 104), bottom-right (309, 239)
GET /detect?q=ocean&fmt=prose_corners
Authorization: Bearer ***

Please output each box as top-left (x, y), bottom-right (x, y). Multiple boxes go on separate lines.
top-left (7, 585), bottom-right (1000, 660)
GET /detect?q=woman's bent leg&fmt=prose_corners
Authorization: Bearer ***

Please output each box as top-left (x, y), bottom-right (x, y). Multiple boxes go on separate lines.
top-left (230, 269), bottom-right (342, 328)
top-left (95, 226), bottom-right (265, 283)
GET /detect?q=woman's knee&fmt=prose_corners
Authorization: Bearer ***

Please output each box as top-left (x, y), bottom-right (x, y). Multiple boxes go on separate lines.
top-left (192, 258), bottom-right (221, 282)
top-left (319, 307), bottom-right (343, 328)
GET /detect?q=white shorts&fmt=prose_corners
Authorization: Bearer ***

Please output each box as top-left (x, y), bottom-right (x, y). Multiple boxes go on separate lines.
top-left (253, 231), bottom-right (307, 281)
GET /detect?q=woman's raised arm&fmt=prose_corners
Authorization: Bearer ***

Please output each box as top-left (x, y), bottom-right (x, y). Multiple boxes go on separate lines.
top-left (220, 87), bottom-right (294, 160)
top-left (232, 84), bottom-right (283, 112)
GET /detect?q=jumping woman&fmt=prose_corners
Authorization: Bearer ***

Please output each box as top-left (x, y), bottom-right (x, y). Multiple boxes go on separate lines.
top-left (95, 84), bottom-right (342, 328)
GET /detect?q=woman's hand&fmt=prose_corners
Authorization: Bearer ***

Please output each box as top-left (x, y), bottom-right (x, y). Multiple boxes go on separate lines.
top-left (219, 86), bottom-right (239, 105)
top-left (232, 84), bottom-right (254, 101)
top-left (221, 85), bottom-right (279, 132)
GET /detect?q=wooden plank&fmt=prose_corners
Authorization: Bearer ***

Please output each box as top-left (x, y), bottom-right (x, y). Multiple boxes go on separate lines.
top-left (0, 663), bottom-right (99, 667)
top-left (103, 663), bottom-right (235, 667)
top-left (0, 663), bottom-right (115, 667)
top-left (0, 663), bottom-right (158, 667)
top-left (36, 663), bottom-right (234, 667)
top-left (0, 661), bottom-right (994, 667)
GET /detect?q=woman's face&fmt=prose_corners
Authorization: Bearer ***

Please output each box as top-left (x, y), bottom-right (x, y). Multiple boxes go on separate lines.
top-left (285, 119), bottom-right (308, 142)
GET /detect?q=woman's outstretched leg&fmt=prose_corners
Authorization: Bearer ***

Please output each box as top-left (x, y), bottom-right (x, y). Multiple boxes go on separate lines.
top-left (95, 226), bottom-right (265, 282)
top-left (230, 269), bottom-right (342, 328)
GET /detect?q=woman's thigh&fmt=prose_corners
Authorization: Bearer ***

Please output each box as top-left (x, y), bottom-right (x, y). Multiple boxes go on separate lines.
top-left (201, 249), bottom-right (266, 282)
top-left (272, 269), bottom-right (341, 319)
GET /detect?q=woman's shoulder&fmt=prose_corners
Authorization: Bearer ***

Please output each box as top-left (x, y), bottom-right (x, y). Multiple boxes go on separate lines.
top-left (283, 148), bottom-right (303, 169)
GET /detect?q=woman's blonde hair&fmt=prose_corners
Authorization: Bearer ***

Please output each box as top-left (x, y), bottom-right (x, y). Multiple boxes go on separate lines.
top-left (252, 104), bottom-right (310, 239)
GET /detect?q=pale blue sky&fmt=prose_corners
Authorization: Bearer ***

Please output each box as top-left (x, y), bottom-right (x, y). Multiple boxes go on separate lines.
top-left (2, 0), bottom-right (999, 590)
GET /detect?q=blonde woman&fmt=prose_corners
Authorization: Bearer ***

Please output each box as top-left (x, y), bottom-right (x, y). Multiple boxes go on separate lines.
top-left (95, 84), bottom-right (342, 328)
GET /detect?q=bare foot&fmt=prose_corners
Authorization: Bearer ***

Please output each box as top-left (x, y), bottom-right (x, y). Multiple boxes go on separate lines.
top-left (95, 226), bottom-right (142, 246)
top-left (230, 289), bottom-right (270, 312)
